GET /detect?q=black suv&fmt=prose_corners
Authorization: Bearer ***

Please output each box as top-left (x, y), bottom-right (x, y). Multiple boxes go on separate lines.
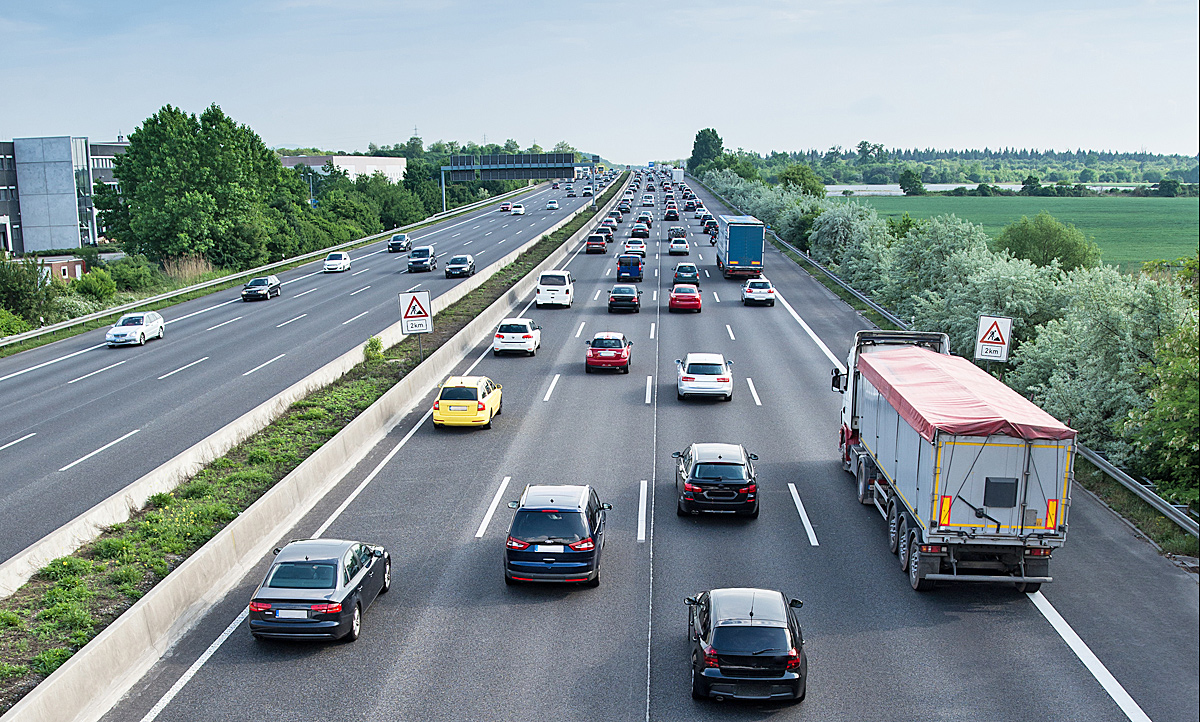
top-left (504, 484), bottom-right (611, 586)
top-left (407, 246), bottom-right (437, 272)
top-left (686, 588), bottom-right (807, 702)
top-left (673, 442), bottom-right (759, 517)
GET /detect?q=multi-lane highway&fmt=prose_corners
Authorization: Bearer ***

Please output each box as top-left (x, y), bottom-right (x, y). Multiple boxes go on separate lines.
top-left (45, 175), bottom-right (1200, 721)
top-left (0, 183), bottom-right (603, 563)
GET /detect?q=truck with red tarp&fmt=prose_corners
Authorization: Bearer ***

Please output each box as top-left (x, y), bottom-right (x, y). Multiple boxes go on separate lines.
top-left (830, 330), bottom-right (1075, 592)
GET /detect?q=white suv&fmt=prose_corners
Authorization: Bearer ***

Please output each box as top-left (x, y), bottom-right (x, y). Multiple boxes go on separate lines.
top-left (323, 252), bottom-right (351, 272)
top-left (493, 317), bottom-right (542, 356)
top-left (741, 278), bottom-right (776, 306)
top-left (535, 270), bottom-right (574, 308)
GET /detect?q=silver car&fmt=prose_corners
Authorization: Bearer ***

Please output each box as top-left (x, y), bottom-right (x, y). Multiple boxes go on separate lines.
top-left (741, 278), bottom-right (776, 306)
top-left (676, 353), bottom-right (733, 401)
top-left (106, 311), bottom-right (165, 347)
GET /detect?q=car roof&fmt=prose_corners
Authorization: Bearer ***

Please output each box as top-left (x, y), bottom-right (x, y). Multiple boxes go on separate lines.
top-left (519, 484), bottom-right (589, 510)
top-left (691, 442), bottom-right (745, 463)
top-left (710, 588), bottom-right (788, 627)
top-left (593, 331), bottom-right (626, 340)
top-left (442, 375), bottom-right (489, 388)
top-left (413, 245), bottom-right (434, 251)
top-left (275, 538), bottom-right (356, 563)
top-left (684, 352), bottom-right (726, 365)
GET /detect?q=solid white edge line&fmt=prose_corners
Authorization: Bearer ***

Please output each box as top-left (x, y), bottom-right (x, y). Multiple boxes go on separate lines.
top-left (205, 316), bottom-right (242, 331)
top-left (575, 321), bottom-right (586, 338)
top-left (276, 314), bottom-right (307, 328)
top-left (157, 356), bottom-right (209, 380)
top-left (341, 311), bottom-right (369, 325)
top-left (0, 432), bottom-right (36, 452)
top-left (542, 373), bottom-right (561, 402)
top-left (637, 479), bottom-right (648, 542)
top-left (0, 343), bottom-right (107, 383)
top-left (746, 377), bottom-right (762, 406)
top-left (475, 477), bottom-right (512, 538)
top-left (775, 290), bottom-right (846, 373)
top-left (726, 324), bottom-right (735, 340)
top-left (1027, 592), bottom-right (1152, 722)
top-left (68, 360), bottom-right (127, 384)
top-left (644, 375), bottom-right (653, 404)
top-left (60, 429), bottom-right (140, 472)
top-left (138, 608), bottom-right (249, 722)
top-left (242, 353), bottom-right (285, 376)
top-left (787, 483), bottom-right (820, 546)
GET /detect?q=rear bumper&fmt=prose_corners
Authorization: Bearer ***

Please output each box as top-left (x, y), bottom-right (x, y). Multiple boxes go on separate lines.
top-left (679, 496), bottom-right (756, 514)
top-left (698, 669), bottom-right (804, 700)
top-left (587, 356), bottom-right (628, 368)
top-left (248, 618), bottom-right (346, 639)
top-left (432, 412), bottom-right (489, 426)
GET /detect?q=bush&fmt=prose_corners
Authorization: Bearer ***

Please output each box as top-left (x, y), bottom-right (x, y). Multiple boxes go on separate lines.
top-left (52, 294), bottom-right (106, 320)
top-left (107, 256), bottom-right (159, 292)
top-left (73, 268), bottom-right (117, 301)
top-left (0, 307), bottom-right (30, 336)
top-left (363, 335), bottom-right (383, 361)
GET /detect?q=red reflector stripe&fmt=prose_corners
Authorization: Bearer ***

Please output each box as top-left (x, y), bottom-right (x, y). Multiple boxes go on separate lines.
top-left (1045, 499), bottom-right (1059, 529)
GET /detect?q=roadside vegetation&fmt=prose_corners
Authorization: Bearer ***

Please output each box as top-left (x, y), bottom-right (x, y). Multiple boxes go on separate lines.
top-left (0, 172), bottom-right (625, 713)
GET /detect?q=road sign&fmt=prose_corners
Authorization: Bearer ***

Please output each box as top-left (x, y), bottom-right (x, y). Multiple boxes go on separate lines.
top-left (399, 291), bottom-right (432, 335)
top-left (975, 315), bottom-right (1013, 362)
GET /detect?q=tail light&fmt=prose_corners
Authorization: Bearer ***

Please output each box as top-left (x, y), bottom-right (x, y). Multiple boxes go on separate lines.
top-left (684, 482), bottom-right (703, 493)
top-left (568, 538), bottom-right (595, 551)
top-left (1026, 547), bottom-right (1051, 556)
top-left (919, 544), bottom-right (944, 554)
top-left (433, 400), bottom-right (440, 410)
top-left (249, 601), bottom-right (271, 612)
top-left (701, 642), bottom-right (719, 668)
top-left (477, 401), bottom-right (486, 411)
top-left (785, 648), bottom-right (802, 671)
top-left (522, 334), bottom-right (533, 339)
top-left (767, 289), bottom-right (774, 293)
top-left (311, 602), bottom-right (342, 614)
top-left (682, 376), bottom-right (695, 382)
top-left (506, 536), bottom-right (530, 550)
top-left (495, 334), bottom-right (504, 339)
top-left (738, 484), bottom-right (757, 494)
top-left (716, 377), bottom-right (731, 382)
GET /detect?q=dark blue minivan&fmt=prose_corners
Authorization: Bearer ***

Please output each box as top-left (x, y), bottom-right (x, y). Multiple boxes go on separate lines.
top-left (504, 485), bottom-right (611, 587)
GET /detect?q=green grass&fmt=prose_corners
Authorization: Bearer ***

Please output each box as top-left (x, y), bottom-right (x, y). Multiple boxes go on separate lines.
top-left (1073, 458), bottom-right (1199, 558)
top-left (859, 196), bottom-right (1198, 273)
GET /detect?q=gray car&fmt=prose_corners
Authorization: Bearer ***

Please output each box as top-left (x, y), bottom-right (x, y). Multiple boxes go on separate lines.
top-left (676, 352), bottom-right (733, 401)
top-left (445, 254), bottom-right (476, 278)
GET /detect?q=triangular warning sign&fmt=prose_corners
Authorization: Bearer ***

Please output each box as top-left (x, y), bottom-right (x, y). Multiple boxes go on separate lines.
top-left (979, 320), bottom-right (1006, 345)
top-left (404, 296), bottom-right (429, 319)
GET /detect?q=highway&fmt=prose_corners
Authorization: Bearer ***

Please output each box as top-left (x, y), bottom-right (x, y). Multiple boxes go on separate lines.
top-left (68, 176), bottom-right (1200, 721)
top-left (0, 183), bottom-right (602, 564)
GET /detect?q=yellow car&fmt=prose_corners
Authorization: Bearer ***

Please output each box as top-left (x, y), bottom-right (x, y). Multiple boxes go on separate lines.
top-left (432, 376), bottom-right (503, 428)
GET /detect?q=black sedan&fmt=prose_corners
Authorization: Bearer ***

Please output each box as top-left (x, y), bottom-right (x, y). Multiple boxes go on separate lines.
top-left (241, 275), bottom-right (281, 301)
top-left (608, 284), bottom-right (642, 313)
top-left (248, 538), bottom-right (390, 641)
top-left (445, 254), bottom-right (476, 278)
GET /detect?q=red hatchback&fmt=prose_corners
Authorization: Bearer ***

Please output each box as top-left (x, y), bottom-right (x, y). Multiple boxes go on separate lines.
top-left (668, 284), bottom-right (703, 313)
top-left (585, 332), bottom-right (633, 373)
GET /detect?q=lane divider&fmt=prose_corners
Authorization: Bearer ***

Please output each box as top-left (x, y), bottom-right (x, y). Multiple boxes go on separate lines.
top-left (787, 483), bottom-right (820, 546)
top-left (475, 477), bottom-right (512, 538)
top-left (746, 377), bottom-right (762, 406)
top-left (68, 360), bottom-right (127, 385)
top-left (543, 374), bottom-right (561, 402)
top-left (60, 429), bottom-right (141, 472)
top-left (158, 357), bottom-right (209, 381)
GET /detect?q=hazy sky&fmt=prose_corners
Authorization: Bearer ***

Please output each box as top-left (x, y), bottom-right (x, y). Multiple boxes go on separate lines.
top-left (2, 0), bottom-right (1197, 164)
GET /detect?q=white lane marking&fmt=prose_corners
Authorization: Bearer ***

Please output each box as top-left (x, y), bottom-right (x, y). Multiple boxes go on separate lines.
top-left (158, 356), bottom-right (209, 380)
top-left (472, 225), bottom-right (480, 229)
top-left (746, 378), bottom-right (762, 406)
top-left (502, 223), bottom-right (509, 228)
top-left (0, 432), bottom-right (36, 452)
top-left (292, 288), bottom-right (317, 299)
top-left (404, 284), bottom-right (422, 292)
top-left (637, 479), bottom-right (648, 542)
top-left (475, 249), bottom-right (486, 255)
top-left (206, 316), bottom-right (243, 331)
top-left (726, 324), bottom-right (736, 340)
top-left (60, 428), bottom-right (140, 471)
top-left (593, 289), bottom-right (601, 301)
top-left (542, 374), bottom-right (561, 402)
top-left (242, 353), bottom-right (285, 376)
top-left (575, 322), bottom-right (586, 338)
top-left (138, 607), bottom-right (248, 722)
top-left (463, 240), bottom-right (473, 246)
top-left (775, 291), bottom-right (846, 373)
top-left (787, 483), bottom-right (820, 546)
top-left (276, 314), bottom-right (307, 328)
top-left (351, 268), bottom-right (370, 276)
top-left (166, 299), bottom-right (239, 325)
top-left (360, 249), bottom-right (386, 258)
top-left (497, 239), bottom-right (505, 244)
top-left (68, 360), bottom-right (128, 384)
top-left (280, 270), bottom-right (321, 286)
top-left (703, 269), bottom-right (710, 278)
top-left (515, 231), bottom-right (523, 235)
top-left (644, 375), bottom-right (653, 404)
top-left (652, 291), bottom-right (658, 302)
top-left (1028, 592), bottom-right (1152, 722)
top-left (452, 232), bottom-right (461, 238)
top-left (0, 343), bottom-right (107, 383)
top-left (485, 231), bottom-right (493, 236)
top-left (712, 292), bottom-right (720, 303)
top-left (475, 476), bottom-right (512, 538)
top-left (605, 268), bottom-right (612, 276)
top-left (342, 311), bottom-right (369, 325)
top-left (654, 268), bottom-right (659, 277)
top-left (349, 285), bottom-right (371, 296)
top-left (698, 253), bottom-right (704, 261)
top-left (650, 323), bottom-right (655, 339)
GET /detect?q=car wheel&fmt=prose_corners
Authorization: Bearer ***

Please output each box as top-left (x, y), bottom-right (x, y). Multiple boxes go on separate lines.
top-left (344, 603), bottom-right (362, 642)
top-left (887, 502), bottom-right (900, 555)
top-left (138, 333), bottom-right (145, 346)
top-left (496, 399), bottom-right (502, 416)
top-left (677, 391), bottom-right (685, 400)
top-left (909, 530), bottom-right (935, 591)
top-left (622, 363), bottom-right (630, 374)
top-left (158, 326), bottom-right (165, 339)
top-left (770, 301), bottom-right (776, 307)
top-left (691, 659), bottom-right (708, 700)
top-left (483, 411), bottom-right (493, 429)
top-left (493, 349), bottom-right (500, 356)
top-left (677, 500), bottom-right (687, 516)
top-left (724, 392), bottom-right (732, 402)
top-left (585, 365), bottom-right (593, 374)
top-left (380, 559), bottom-right (392, 593)
top-left (446, 273), bottom-right (452, 278)
top-left (585, 567), bottom-right (600, 588)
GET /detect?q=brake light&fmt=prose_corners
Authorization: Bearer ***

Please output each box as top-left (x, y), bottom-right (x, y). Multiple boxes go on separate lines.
top-left (767, 289), bottom-right (774, 293)
top-left (506, 536), bottom-right (530, 550)
top-left (249, 601), bottom-right (271, 612)
top-left (716, 377), bottom-right (730, 382)
top-left (568, 538), bottom-right (595, 551)
top-left (311, 602), bottom-right (342, 614)
top-left (477, 401), bottom-right (486, 411)
top-left (433, 400), bottom-right (440, 410)
top-left (738, 484), bottom-right (757, 494)
top-left (1026, 547), bottom-right (1052, 556)
top-left (495, 334), bottom-right (504, 338)
top-left (682, 376), bottom-right (695, 382)
top-left (785, 648), bottom-right (802, 671)
top-left (684, 482), bottom-right (703, 493)
top-left (522, 334), bottom-right (533, 339)
top-left (919, 544), bottom-right (944, 554)
top-left (701, 642), bottom-right (719, 668)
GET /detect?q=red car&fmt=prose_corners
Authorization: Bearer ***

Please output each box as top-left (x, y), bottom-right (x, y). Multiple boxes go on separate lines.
top-left (668, 284), bottom-right (703, 313)
top-left (585, 332), bottom-right (633, 373)
top-left (500, 202), bottom-right (512, 212)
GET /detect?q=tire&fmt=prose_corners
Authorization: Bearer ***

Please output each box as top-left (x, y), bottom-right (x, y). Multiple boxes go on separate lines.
top-left (887, 502), bottom-right (900, 555)
top-left (677, 501), bottom-right (687, 516)
top-left (585, 365), bottom-right (593, 374)
top-left (493, 349), bottom-right (500, 356)
top-left (723, 392), bottom-right (732, 402)
top-left (504, 573), bottom-right (515, 586)
top-left (585, 567), bottom-right (600, 588)
top-left (691, 660), bottom-right (707, 700)
top-left (496, 399), bottom-right (502, 415)
top-left (483, 411), bottom-right (493, 429)
top-left (622, 363), bottom-right (630, 374)
top-left (856, 463), bottom-right (872, 505)
top-left (380, 559), bottom-right (392, 593)
top-left (157, 326), bottom-right (164, 339)
top-left (908, 530), bottom-right (935, 591)
top-left (1016, 582), bottom-right (1042, 594)
top-left (138, 334), bottom-right (145, 346)
top-left (770, 301), bottom-right (776, 307)
top-left (677, 391), bottom-right (685, 401)
top-left (898, 516), bottom-right (911, 571)
top-left (344, 603), bottom-right (361, 642)
top-left (744, 504), bottom-right (760, 519)
top-left (528, 347), bottom-right (535, 357)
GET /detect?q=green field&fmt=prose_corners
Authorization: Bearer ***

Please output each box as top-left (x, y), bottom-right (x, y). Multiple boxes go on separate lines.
top-left (859, 196), bottom-right (1198, 272)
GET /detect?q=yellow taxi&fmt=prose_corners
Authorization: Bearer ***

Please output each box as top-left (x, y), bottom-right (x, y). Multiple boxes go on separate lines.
top-left (432, 376), bottom-right (503, 428)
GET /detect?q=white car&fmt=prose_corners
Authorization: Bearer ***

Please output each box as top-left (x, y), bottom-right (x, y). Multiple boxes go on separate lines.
top-left (535, 270), bottom-right (574, 308)
top-left (641, 195), bottom-right (655, 207)
top-left (493, 317), bottom-right (542, 356)
top-left (623, 239), bottom-right (648, 257)
top-left (106, 311), bottom-right (165, 347)
top-left (741, 278), bottom-right (776, 306)
top-left (547, 199), bottom-right (559, 210)
top-left (676, 352), bottom-right (734, 401)
top-left (693, 205), bottom-right (707, 219)
top-left (324, 252), bottom-right (351, 272)
top-left (510, 203), bottom-right (526, 215)
top-left (668, 238), bottom-right (690, 255)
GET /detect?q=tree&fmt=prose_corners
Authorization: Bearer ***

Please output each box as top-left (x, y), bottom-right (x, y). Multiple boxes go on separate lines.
top-left (73, 268), bottom-right (117, 302)
top-left (1021, 175), bottom-right (1041, 194)
top-left (995, 211), bottom-right (1100, 271)
top-left (552, 141), bottom-right (576, 153)
top-left (1078, 168), bottom-right (1097, 183)
top-left (687, 128), bottom-right (723, 173)
top-left (402, 136), bottom-right (424, 158)
top-left (777, 164), bottom-right (826, 197)
top-left (0, 256), bottom-right (61, 325)
top-left (1156, 179), bottom-right (1181, 197)
top-left (502, 139), bottom-right (520, 154)
top-left (898, 168), bottom-right (925, 196)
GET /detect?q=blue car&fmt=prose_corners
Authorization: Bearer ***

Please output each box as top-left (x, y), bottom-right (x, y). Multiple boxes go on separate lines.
top-left (616, 254), bottom-right (644, 281)
top-left (504, 485), bottom-right (610, 586)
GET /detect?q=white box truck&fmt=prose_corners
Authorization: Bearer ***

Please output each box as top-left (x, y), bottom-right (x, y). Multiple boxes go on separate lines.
top-left (671, 168), bottom-right (684, 182)
top-left (831, 330), bottom-right (1075, 592)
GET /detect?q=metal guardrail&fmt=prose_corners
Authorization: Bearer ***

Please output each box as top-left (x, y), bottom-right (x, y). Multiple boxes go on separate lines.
top-left (0, 184), bottom-right (537, 349)
top-left (689, 173), bottom-right (1200, 539)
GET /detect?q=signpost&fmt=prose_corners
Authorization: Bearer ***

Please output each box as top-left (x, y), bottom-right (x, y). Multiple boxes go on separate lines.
top-left (974, 314), bottom-right (1013, 364)
top-left (399, 290), bottom-right (432, 361)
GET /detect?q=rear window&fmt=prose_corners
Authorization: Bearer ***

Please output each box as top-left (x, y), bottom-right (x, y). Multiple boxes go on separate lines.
top-left (673, 287), bottom-right (697, 295)
top-left (592, 338), bottom-right (623, 348)
top-left (692, 463), bottom-right (749, 481)
top-left (499, 323), bottom-right (529, 334)
top-left (439, 386), bottom-right (478, 401)
top-left (749, 281), bottom-right (771, 289)
top-left (612, 286), bottom-right (637, 295)
top-left (265, 562), bottom-right (338, 589)
top-left (618, 257), bottom-right (639, 267)
top-left (711, 626), bottom-right (790, 655)
top-left (686, 363), bottom-right (725, 375)
top-left (539, 274), bottom-right (568, 286)
top-left (677, 265), bottom-right (696, 273)
top-left (509, 510), bottom-right (588, 543)
top-left (588, 235), bottom-right (606, 243)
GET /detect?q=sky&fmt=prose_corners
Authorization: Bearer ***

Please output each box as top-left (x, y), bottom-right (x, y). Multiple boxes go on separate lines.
top-left (1, 0), bottom-right (1197, 165)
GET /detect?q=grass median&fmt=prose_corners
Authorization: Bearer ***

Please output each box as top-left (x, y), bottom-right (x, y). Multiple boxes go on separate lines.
top-left (0, 174), bottom-right (626, 713)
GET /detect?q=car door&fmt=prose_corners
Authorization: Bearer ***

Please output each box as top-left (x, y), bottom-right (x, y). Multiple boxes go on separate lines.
top-left (357, 544), bottom-right (384, 603)
top-left (342, 549), bottom-right (364, 610)
top-left (588, 489), bottom-right (606, 551)
top-left (690, 591), bottom-right (711, 663)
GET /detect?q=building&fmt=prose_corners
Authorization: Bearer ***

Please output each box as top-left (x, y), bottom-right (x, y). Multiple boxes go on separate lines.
top-left (279, 154), bottom-right (408, 184)
top-left (0, 136), bottom-right (128, 255)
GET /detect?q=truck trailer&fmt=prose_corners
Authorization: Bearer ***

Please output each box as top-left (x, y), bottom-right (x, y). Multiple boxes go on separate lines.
top-left (831, 330), bottom-right (1075, 592)
top-left (715, 215), bottom-right (765, 279)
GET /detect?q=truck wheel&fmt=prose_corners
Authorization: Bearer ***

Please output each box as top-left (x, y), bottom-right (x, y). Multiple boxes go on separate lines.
top-left (887, 503), bottom-right (900, 555)
top-left (856, 461), bottom-right (873, 505)
top-left (1016, 582), bottom-right (1041, 594)
top-left (908, 531), bottom-right (935, 591)
top-left (898, 516), bottom-right (911, 571)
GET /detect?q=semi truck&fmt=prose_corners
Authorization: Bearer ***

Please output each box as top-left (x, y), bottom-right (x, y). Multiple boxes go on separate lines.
top-left (831, 330), bottom-right (1075, 592)
top-left (715, 215), bottom-right (765, 279)
top-left (671, 168), bottom-right (684, 182)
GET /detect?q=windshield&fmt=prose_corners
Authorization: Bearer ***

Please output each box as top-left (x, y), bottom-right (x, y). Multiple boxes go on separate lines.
top-left (711, 626), bottom-right (790, 655)
top-left (509, 510), bottom-right (588, 543)
top-left (247, 278), bottom-right (268, 286)
top-left (686, 363), bottom-right (725, 375)
top-left (592, 338), bottom-right (623, 349)
top-left (450, 256), bottom-right (469, 264)
top-left (392, 234), bottom-right (407, 241)
top-left (119, 316), bottom-right (145, 326)
top-left (693, 463), bottom-right (749, 481)
top-left (612, 286), bottom-right (637, 295)
top-left (265, 562), bottom-right (338, 589)
top-left (410, 248), bottom-right (430, 258)
top-left (439, 387), bottom-right (478, 401)
top-left (540, 274), bottom-right (568, 286)
top-left (499, 323), bottom-right (529, 334)
top-left (327, 253), bottom-right (345, 260)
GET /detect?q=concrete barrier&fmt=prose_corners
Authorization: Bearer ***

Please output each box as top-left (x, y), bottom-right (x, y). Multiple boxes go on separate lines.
top-left (0, 175), bottom-right (629, 722)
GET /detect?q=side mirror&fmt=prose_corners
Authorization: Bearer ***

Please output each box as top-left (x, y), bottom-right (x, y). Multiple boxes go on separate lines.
top-left (789, 598), bottom-right (804, 609)
top-left (272, 548), bottom-right (281, 556)
top-left (601, 503), bottom-right (612, 510)
top-left (627, 341), bottom-right (633, 347)
top-left (674, 359), bottom-right (682, 365)
top-left (671, 451), bottom-right (682, 458)
top-left (831, 368), bottom-right (844, 393)
top-left (507, 501), bottom-right (519, 509)
top-left (373, 549), bottom-right (384, 557)
top-left (684, 597), bottom-right (698, 606)
top-left (748, 453), bottom-right (758, 461)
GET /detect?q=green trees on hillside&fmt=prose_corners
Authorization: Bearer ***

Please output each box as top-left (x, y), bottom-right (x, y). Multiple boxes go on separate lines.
top-left (995, 211), bottom-right (1100, 271)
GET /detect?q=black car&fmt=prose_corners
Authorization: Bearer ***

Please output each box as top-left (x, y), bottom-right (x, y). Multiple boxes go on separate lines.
top-left (700, 213), bottom-right (715, 224)
top-left (241, 275), bottom-right (281, 301)
top-left (673, 263), bottom-right (701, 286)
top-left (248, 538), bottom-right (390, 641)
top-left (387, 233), bottom-right (411, 253)
top-left (631, 223), bottom-right (650, 239)
top-left (608, 284), bottom-right (642, 312)
top-left (504, 484), bottom-right (611, 586)
top-left (686, 588), bottom-right (807, 702)
top-left (636, 213), bottom-right (653, 228)
top-left (408, 246), bottom-right (437, 272)
top-left (664, 208), bottom-right (680, 221)
top-left (674, 442), bottom-right (759, 517)
top-left (445, 254), bottom-right (476, 278)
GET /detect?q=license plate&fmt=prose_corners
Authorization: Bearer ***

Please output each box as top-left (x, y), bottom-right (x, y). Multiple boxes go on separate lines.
top-left (533, 544), bottom-right (564, 553)
top-left (276, 609), bottom-right (307, 619)
top-left (449, 405), bottom-right (468, 411)
top-left (601, 352), bottom-right (615, 357)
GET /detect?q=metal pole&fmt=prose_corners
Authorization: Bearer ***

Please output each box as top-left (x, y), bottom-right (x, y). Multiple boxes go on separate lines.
top-left (417, 334), bottom-right (423, 363)
top-left (440, 170), bottom-right (446, 214)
